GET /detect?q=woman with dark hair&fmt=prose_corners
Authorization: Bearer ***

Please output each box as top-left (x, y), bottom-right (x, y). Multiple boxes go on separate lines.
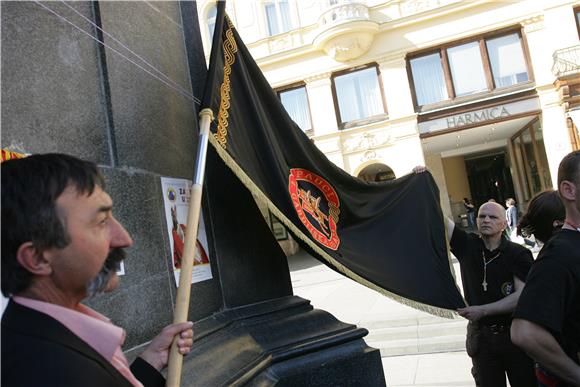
top-left (517, 190), bottom-right (565, 245)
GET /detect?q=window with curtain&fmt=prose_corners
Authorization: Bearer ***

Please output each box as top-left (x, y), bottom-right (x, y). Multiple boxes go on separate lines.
top-left (265, 0), bottom-right (294, 36)
top-left (447, 42), bottom-right (487, 96)
top-left (206, 5), bottom-right (217, 42)
top-left (486, 33), bottom-right (528, 88)
top-left (334, 67), bottom-right (384, 124)
top-left (279, 86), bottom-right (312, 132)
top-left (407, 29), bottom-right (532, 107)
top-left (410, 53), bottom-right (449, 105)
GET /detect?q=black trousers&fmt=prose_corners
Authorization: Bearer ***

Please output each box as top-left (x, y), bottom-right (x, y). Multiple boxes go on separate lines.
top-left (466, 321), bottom-right (536, 387)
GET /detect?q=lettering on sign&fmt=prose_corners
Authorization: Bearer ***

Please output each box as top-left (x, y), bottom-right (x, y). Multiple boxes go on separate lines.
top-left (446, 107), bottom-right (510, 129)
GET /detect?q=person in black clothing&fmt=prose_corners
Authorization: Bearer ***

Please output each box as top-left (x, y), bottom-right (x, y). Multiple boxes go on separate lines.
top-left (413, 167), bottom-right (536, 387)
top-left (464, 197), bottom-right (476, 228)
top-left (517, 189), bottom-right (565, 245)
top-left (512, 150), bottom-right (580, 386)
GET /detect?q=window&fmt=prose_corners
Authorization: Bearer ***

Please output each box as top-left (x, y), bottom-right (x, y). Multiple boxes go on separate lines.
top-left (575, 7), bottom-right (580, 39)
top-left (333, 66), bottom-right (385, 125)
top-left (447, 42), bottom-right (487, 96)
top-left (279, 86), bottom-right (312, 132)
top-left (409, 53), bottom-right (448, 105)
top-left (265, 0), bottom-right (294, 36)
top-left (511, 119), bottom-right (551, 201)
top-left (206, 5), bottom-right (217, 42)
top-left (486, 34), bottom-right (529, 88)
top-left (408, 30), bottom-right (531, 108)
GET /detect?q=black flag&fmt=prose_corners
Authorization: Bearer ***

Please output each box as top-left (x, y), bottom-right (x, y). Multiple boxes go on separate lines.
top-left (202, 4), bottom-right (465, 316)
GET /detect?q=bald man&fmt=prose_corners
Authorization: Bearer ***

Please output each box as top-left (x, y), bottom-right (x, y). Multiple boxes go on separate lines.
top-left (413, 167), bottom-right (535, 387)
top-left (447, 201), bottom-right (536, 386)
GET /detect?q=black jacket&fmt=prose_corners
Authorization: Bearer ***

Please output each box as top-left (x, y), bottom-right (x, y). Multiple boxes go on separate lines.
top-left (1, 300), bottom-right (164, 387)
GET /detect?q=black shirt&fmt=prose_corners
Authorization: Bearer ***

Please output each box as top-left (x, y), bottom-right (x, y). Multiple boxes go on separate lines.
top-left (514, 229), bottom-right (580, 364)
top-left (451, 227), bottom-right (533, 325)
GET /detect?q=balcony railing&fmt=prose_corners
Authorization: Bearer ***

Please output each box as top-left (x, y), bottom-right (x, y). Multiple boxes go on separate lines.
top-left (318, 2), bottom-right (370, 29)
top-left (552, 45), bottom-right (580, 77)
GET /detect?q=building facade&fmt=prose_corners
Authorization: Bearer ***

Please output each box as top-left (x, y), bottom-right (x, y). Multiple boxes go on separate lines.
top-left (197, 0), bottom-right (580, 223)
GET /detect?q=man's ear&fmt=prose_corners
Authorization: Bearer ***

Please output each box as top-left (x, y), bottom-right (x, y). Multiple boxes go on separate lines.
top-left (560, 180), bottom-right (576, 202)
top-left (16, 242), bottom-right (52, 276)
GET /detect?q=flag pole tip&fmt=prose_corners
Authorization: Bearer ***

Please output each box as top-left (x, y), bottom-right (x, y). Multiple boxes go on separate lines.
top-left (199, 108), bottom-right (214, 121)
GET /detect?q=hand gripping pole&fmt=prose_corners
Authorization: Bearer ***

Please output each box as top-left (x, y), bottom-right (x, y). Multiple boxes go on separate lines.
top-left (166, 108), bottom-right (214, 387)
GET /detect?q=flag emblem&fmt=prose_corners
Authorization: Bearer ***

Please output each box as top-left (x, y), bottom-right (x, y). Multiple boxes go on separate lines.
top-left (289, 168), bottom-right (340, 250)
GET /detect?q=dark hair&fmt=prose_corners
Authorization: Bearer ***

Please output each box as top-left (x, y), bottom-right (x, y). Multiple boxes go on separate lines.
top-left (1, 153), bottom-right (104, 296)
top-left (558, 150), bottom-right (580, 188)
top-left (517, 190), bottom-right (565, 243)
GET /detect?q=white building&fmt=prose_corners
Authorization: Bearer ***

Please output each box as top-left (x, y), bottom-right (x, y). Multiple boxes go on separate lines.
top-left (197, 0), bottom-right (580, 224)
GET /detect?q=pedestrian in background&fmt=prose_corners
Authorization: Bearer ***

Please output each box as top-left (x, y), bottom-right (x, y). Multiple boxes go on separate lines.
top-left (506, 198), bottom-right (518, 237)
top-left (464, 197), bottom-right (476, 229)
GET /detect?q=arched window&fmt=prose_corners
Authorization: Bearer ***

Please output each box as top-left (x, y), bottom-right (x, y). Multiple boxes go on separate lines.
top-left (357, 163), bottom-right (396, 182)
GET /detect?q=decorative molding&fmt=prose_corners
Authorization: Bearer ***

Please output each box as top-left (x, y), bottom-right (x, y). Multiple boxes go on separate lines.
top-left (375, 52), bottom-right (407, 67)
top-left (323, 32), bottom-right (376, 61)
top-left (399, 0), bottom-right (441, 18)
top-left (304, 72), bottom-right (332, 84)
top-left (342, 131), bottom-right (393, 153)
top-left (521, 14), bottom-right (544, 33)
top-left (361, 150), bottom-right (378, 162)
top-left (268, 35), bottom-right (293, 53)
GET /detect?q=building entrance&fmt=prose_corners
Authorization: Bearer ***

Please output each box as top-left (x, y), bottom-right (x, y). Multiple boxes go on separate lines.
top-left (421, 112), bottom-right (552, 220)
top-left (465, 152), bottom-right (515, 206)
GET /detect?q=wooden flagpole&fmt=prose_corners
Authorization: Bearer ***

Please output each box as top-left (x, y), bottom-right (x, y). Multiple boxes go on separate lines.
top-left (166, 108), bottom-right (214, 387)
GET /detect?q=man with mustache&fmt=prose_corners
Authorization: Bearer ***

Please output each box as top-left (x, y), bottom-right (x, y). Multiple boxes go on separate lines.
top-left (1, 153), bottom-right (194, 387)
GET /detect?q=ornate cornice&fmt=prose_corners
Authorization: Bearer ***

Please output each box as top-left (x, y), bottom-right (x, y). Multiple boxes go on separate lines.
top-left (304, 72), bottom-right (332, 84)
top-left (342, 131), bottom-right (394, 154)
top-left (521, 14), bottom-right (544, 33)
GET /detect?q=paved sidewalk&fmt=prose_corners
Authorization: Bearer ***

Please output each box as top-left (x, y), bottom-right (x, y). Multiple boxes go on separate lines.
top-left (288, 250), bottom-right (475, 387)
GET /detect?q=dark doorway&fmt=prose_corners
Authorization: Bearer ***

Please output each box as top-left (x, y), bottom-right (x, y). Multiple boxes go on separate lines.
top-left (465, 151), bottom-right (515, 208)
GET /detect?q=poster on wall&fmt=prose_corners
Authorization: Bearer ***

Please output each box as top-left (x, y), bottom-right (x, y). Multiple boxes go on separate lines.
top-left (161, 177), bottom-right (212, 285)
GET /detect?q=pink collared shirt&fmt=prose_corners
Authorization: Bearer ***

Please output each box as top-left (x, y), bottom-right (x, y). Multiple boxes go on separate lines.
top-left (13, 296), bottom-right (144, 387)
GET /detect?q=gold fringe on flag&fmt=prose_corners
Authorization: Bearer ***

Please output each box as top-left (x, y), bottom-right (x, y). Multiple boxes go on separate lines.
top-left (208, 133), bottom-right (462, 319)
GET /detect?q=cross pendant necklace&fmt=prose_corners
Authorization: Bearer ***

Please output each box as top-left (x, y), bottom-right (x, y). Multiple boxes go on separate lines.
top-left (482, 250), bottom-right (500, 291)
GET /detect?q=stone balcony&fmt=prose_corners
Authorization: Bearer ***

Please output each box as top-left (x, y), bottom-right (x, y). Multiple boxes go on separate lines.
top-left (313, 2), bottom-right (379, 61)
top-left (552, 45), bottom-right (580, 78)
top-left (553, 45), bottom-right (580, 112)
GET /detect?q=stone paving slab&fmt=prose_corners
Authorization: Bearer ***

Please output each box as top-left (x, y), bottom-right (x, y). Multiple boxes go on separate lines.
top-left (288, 250), bottom-right (477, 386)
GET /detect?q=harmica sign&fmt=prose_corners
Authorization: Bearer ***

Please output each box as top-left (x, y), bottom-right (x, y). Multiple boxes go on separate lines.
top-left (419, 98), bottom-right (540, 135)
top-left (446, 106), bottom-right (510, 128)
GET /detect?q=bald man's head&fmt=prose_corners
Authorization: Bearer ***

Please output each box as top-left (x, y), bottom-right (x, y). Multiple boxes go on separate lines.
top-left (477, 202), bottom-right (507, 237)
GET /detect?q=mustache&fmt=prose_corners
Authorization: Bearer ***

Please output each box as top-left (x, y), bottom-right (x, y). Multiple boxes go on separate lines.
top-left (86, 248), bottom-right (126, 298)
top-left (104, 248), bottom-right (125, 272)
